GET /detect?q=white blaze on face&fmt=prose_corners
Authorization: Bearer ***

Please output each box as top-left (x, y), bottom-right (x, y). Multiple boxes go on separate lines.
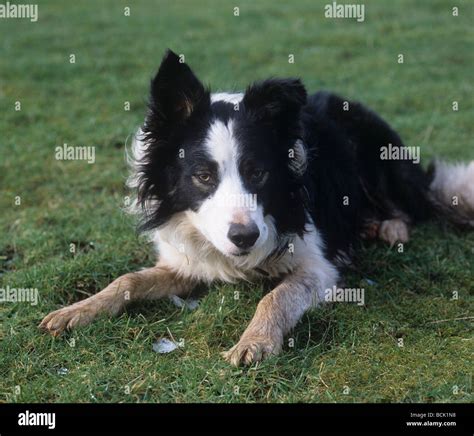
top-left (210, 92), bottom-right (244, 105)
top-left (186, 119), bottom-right (268, 256)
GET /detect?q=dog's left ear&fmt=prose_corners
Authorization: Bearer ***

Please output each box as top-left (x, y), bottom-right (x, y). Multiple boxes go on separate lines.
top-left (243, 78), bottom-right (307, 123)
top-left (147, 49), bottom-right (209, 135)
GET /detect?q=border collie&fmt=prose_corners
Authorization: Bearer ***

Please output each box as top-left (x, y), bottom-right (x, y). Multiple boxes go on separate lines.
top-left (40, 49), bottom-right (474, 366)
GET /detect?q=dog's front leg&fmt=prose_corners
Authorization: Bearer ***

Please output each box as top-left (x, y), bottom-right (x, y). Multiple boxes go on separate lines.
top-left (39, 263), bottom-right (194, 336)
top-left (223, 270), bottom-right (328, 366)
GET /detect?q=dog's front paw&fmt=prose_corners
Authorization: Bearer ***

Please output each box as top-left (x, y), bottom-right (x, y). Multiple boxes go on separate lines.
top-left (222, 334), bottom-right (282, 366)
top-left (39, 302), bottom-right (97, 336)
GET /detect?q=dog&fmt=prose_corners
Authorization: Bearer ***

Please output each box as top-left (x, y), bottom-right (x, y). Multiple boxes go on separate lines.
top-left (40, 49), bottom-right (474, 366)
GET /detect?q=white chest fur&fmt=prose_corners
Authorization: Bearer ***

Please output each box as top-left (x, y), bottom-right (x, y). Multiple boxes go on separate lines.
top-left (153, 213), bottom-right (338, 303)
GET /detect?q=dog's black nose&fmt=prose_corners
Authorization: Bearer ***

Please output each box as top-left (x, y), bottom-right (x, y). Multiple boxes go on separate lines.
top-left (227, 222), bottom-right (260, 249)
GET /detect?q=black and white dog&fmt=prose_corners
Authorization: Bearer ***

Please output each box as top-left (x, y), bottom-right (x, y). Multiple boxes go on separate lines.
top-left (40, 50), bottom-right (474, 366)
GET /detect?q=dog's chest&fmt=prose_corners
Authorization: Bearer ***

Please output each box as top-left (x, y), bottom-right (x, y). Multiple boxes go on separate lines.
top-left (153, 232), bottom-right (298, 283)
top-left (151, 214), bottom-right (335, 289)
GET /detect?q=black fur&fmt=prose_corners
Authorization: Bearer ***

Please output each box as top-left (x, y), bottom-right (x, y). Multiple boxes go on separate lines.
top-left (138, 50), bottom-right (213, 230)
top-left (301, 91), bottom-right (435, 259)
top-left (235, 78), bottom-right (309, 237)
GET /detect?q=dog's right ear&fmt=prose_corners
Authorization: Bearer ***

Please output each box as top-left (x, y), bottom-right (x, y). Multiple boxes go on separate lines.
top-left (243, 78), bottom-right (307, 124)
top-left (146, 49), bottom-right (209, 135)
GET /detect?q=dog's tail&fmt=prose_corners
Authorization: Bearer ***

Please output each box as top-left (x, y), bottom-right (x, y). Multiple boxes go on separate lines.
top-left (427, 159), bottom-right (474, 228)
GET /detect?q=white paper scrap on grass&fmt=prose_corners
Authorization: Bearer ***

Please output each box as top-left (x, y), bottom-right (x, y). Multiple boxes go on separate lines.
top-left (169, 295), bottom-right (199, 310)
top-left (153, 338), bottom-right (180, 354)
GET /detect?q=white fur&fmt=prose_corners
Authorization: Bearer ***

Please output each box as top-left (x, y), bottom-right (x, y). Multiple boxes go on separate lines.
top-left (154, 212), bottom-right (338, 297)
top-left (126, 128), bottom-right (146, 190)
top-left (152, 212), bottom-right (275, 282)
top-left (186, 119), bottom-right (269, 257)
top-left (430, 160), bottom-right (474, 219)
top-left (211, 92), bottom-right (243, 104)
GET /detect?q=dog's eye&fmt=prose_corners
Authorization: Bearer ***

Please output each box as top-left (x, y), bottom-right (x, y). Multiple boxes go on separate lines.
top-left (250, 168), bottom-right (266, 183)
top-left (196, 173), bottom-right (212, 184)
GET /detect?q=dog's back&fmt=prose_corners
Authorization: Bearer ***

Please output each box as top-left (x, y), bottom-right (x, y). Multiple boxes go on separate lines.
top-left (301, 91), bottom-right (474, 261)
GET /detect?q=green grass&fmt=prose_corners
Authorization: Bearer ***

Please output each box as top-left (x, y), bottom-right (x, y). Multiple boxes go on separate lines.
top-left (0, 0), bottom-right (473, 403)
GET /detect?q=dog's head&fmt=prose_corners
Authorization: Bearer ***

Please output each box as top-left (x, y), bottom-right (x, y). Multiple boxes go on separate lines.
top-left (136, 49), bottom-right (309, 261)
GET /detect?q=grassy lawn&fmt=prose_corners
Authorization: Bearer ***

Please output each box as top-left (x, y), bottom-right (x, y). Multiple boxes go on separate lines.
top-left (0, 0), bottom-right (473, 403)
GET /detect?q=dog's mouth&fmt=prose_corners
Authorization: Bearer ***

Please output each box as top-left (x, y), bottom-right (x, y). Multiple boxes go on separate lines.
top-left (230, 250), bottom-right (250, 257)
